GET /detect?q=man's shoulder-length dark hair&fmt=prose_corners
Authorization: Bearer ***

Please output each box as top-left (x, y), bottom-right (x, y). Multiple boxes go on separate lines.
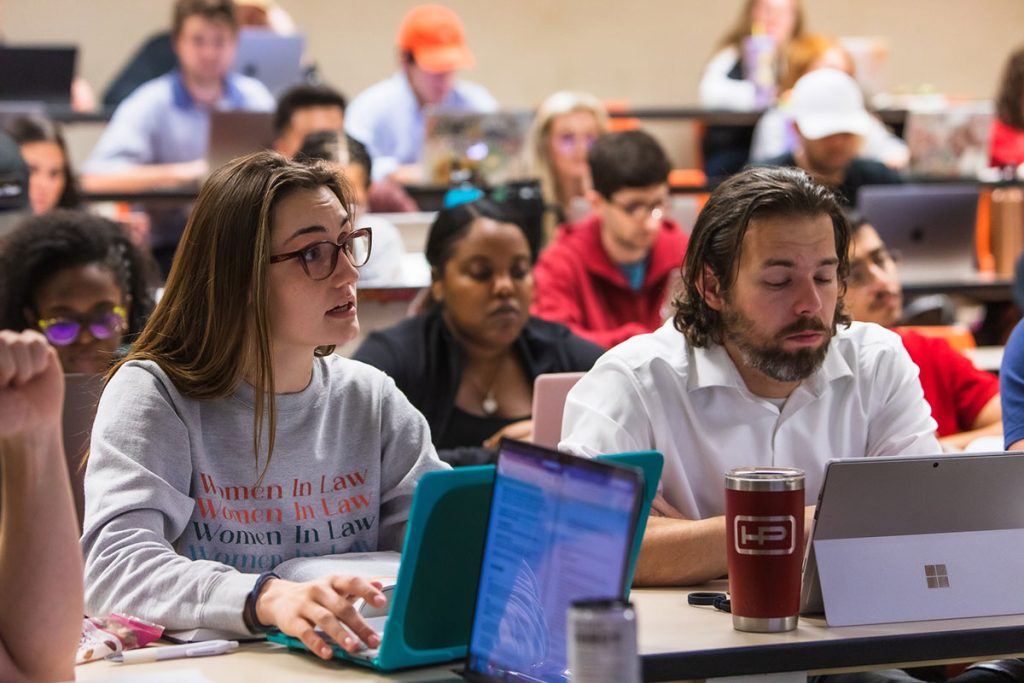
top-left (673, 166), bottom-right (852, 348)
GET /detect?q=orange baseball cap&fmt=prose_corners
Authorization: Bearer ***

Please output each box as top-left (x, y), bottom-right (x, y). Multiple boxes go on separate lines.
top-left (397, 4), bottom-right (475, 73)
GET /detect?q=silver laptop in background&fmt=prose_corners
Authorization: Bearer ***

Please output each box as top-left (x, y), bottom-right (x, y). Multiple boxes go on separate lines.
top-left (232, 28), bottom-right (305, 96)
top-left (207, 111), bottom-right (275, 172)
top-left (421, 110), bottom-right (533, 187)
top-left (857, 184), bottom-right (980, 285)
top-left (903, 102), bottom-right (993, 178)
top-left (801, 452), bottom-right (1024, 627)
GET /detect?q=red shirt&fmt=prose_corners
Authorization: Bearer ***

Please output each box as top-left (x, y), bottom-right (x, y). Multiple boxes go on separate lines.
top-left (531, 214), bottom-right (689, 349)
top-left (989, 118), bottom-right (1024, 168)
top-left (896, 329), bottom-right (999, 437)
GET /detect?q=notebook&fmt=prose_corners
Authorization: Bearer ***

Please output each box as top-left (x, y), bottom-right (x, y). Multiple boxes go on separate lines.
top-left (268, 444), bottom-right (662, 672)
top-left (461, 440), bottom-right (645, 682)
top-left (232, 28), bottom-right (304, 96)
top-left (903, 102), bottom-right (993, 178)
top-left (857, 183), bottom-right (980, 285)
top-left (206, 111), bottom-right (275, 171)
top-left (421, 110), bottom-right (533, 187)
top-left (0, 45), bottom-right (76, 107)
top-left (530, 372), bottom-right (585, 449)
top-left (801, 452), bottom-right (1024, 627)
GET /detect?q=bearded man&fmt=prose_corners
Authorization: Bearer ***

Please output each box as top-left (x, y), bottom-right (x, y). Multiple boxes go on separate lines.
top-left (560, 166), bottom-right (939, 586)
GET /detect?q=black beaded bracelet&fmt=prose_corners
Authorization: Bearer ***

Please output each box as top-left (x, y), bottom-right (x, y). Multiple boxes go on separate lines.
top-left (243, 571), bottom-right (279, 633)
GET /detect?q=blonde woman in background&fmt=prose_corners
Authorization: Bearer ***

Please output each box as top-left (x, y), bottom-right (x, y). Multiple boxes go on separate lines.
top-left (528, 91), bottom-right (608, 242)
top-left (749, 34), bottom-right (908, 168)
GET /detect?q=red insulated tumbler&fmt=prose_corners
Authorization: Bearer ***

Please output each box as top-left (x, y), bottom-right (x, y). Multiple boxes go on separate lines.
top-left (725, 467), bottom-right (805, 632)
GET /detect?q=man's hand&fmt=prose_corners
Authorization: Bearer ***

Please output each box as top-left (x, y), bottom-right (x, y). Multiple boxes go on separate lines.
top-left (0, 330), bottom-right (63, 439)
top-left (255, 575), bottom-right (387, 660)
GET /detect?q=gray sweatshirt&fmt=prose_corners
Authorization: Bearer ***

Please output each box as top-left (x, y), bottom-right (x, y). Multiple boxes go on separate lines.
top-left (81, 355), bottom-right (448, 634)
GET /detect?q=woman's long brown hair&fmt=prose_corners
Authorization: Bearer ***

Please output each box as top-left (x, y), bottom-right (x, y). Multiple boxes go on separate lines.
top-left (105, 151), bottom-right (352, 483)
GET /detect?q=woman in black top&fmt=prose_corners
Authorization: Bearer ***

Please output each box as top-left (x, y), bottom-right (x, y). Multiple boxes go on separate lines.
top-left (354, 199), bottom-right (602, 466)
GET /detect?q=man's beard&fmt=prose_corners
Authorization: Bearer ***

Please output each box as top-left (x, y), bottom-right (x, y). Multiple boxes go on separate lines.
top-left (721, 306), bottom-right (833, 383)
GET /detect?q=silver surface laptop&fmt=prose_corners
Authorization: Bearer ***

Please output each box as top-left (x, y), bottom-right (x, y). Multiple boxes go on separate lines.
top-left (207, 110), bottom-right (275, 172)
top-left (801, 452), bottom-right (1024, 627)
top-left (857, 184), bottom-right (980, 285)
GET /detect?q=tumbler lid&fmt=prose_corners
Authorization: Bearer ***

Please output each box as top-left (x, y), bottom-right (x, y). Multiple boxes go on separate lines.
top-left (725, 467), bottom-right (805, 491)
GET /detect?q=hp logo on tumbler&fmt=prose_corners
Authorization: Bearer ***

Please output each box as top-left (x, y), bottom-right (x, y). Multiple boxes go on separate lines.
top-left (734, 515), bottom-right (796, 556)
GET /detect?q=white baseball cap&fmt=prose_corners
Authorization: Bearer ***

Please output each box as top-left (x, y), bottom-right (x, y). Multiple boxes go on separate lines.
top-left (790, 69), bottom-right (872, 140)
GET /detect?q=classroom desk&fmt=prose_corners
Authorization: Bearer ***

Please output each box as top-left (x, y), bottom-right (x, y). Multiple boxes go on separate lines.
top-left (606, 105), bottom-right (907, 128)
top-left (74, 585), bottom-right (1024, 683)
top-left (902, 276), bottom-right (1014, 303)
top-left (81, 188), bottom-right (200, 203)
top-left (965, 345), bottom-right (1004, 372)
top-left (635, 585), bottom-right (1024, 681)
top-left (74, 641), bottom-right (463, 682)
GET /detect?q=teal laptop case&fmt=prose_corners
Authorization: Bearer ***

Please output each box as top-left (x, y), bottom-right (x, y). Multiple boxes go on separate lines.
top-left (268, 449), bottom-right (662, 671)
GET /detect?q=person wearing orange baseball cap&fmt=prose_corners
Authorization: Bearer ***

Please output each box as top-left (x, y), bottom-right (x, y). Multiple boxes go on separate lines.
top-left (344, 4), bottom-right (497, 186)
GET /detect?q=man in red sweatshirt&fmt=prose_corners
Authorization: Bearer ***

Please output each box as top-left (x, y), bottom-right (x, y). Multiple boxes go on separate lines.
top-left (531, 130), bottom-right (689, 349)
top-left (844, 211), bottom-right (1002, 450)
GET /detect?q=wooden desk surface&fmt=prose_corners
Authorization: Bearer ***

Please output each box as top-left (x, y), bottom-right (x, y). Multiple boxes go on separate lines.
top-left (634, 584), bottom-right (1024, 681)
top-left (74, 640), bottom-right (462, 682)
top-left (902, 276), bottom-right (1013, 302)
top-left (74, 586), bottom-right (1024, 683)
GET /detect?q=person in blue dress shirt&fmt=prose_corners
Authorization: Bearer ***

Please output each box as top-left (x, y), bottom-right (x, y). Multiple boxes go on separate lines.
top-left (82, 0), bottom-right (274, 273)
top-left (344, 4), bottom-right (497, 186)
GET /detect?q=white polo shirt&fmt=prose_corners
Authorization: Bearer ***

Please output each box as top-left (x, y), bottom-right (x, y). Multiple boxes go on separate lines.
top-left (559, 320), bottom-right (940, 519)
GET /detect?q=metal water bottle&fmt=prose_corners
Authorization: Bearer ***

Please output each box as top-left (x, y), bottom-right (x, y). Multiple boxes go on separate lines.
top-left (567, 599), bottom-right (641, 683)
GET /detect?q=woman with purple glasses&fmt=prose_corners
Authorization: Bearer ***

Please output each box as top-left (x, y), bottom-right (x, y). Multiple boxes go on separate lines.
top-left (0, 210), bottom-right (156, 374)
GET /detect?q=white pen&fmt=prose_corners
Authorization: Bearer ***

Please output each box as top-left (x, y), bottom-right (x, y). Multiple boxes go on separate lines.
top-left (107, 639), bottom-right (239, 664)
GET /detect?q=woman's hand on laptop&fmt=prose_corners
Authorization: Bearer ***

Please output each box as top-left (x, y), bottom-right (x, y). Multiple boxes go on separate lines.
top-left (255, 575), bottom-right (387, 660)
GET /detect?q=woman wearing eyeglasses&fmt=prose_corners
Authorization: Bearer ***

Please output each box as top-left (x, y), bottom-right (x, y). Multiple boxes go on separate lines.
top-left (0, 210), bottom-right (156, 374)
top-left (80, 152), bottom-right (447, 660)
top-left (527, 91), bottom-right (608, 243)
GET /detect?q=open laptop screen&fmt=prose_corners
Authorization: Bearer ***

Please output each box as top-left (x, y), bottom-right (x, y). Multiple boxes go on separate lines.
top-left (0, 46), bottom-right (76, 106)
top-left (465, 439), bottom-right (641, 682)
